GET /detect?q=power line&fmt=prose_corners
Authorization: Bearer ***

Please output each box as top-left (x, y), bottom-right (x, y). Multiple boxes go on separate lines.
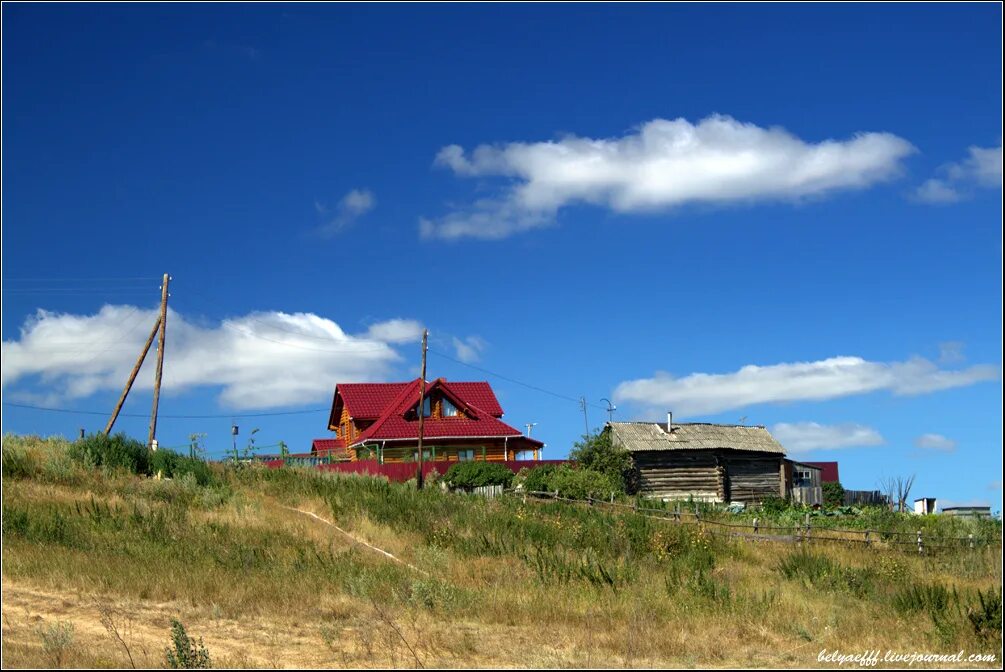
top-left (427, 349), bottom-right (608, 412)
top-left (2, 401), bottom-right (328, 419)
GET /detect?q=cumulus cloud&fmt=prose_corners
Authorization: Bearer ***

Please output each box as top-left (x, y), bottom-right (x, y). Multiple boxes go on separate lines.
top-left (421, 114), bottom-right (915, 239)
top-left (913, 143), bottom-right (1002, 204)
top-left (772, 422), bottom-right (885, 453)
top-left (315, 188), bottom-right (375, 236)
top-left (451, 335), bottom-right (487, 364)
top-left (1, 305), bottom-right (423, 409)
top-left (614, 355), bottom-right (1000, 417)
top-left (913, 433), bottom-right (957, 452)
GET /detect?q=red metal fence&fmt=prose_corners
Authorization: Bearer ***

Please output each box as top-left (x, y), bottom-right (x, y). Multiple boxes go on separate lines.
top-left (262, 458), bottom-right (566, 482)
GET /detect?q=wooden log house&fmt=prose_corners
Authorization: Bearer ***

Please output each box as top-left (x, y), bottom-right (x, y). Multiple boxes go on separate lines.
top-left (312, 378), bottom-right (543, 464)
top-left (608, 416), bottom-right (787, 505)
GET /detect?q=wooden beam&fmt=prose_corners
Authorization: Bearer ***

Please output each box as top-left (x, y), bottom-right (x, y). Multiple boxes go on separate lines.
top-left (147, 273), bottom-right (170, 448)
top-left (104, 316), bottom-right (161, 435)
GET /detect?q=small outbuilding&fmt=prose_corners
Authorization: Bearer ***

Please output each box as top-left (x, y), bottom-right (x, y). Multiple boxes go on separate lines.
top-left (607, 415), bottom-right (787, 505)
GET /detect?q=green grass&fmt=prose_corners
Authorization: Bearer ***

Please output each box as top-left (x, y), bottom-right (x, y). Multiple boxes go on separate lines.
top-left (2, 433), bottom-right (1002, 668)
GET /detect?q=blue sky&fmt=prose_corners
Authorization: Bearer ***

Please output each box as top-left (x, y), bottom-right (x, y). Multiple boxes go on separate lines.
top-left (2, 4), bottom-right (1001, 511)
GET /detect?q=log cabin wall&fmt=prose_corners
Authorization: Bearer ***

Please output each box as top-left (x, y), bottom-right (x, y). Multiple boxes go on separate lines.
top-left (633, 449), bottom-right (783, 503)
top-left (718, 451), bottom-right (784, 504)
top-left (633, 450), bottom-right (723, 501)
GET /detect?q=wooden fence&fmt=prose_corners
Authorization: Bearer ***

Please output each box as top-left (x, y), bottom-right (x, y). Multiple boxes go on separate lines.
top-left (260, 458), bottom-right (566, 483)
top-left (517, 490), bottom-right (1000, 555)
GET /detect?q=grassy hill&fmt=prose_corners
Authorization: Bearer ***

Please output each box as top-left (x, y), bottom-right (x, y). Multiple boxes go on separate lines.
top-left (2, 434), bottom-right (1001, 668)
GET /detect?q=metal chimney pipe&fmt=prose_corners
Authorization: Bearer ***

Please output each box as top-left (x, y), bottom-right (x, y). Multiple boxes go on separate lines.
top-left (667, 410), bottom-right (673, 433)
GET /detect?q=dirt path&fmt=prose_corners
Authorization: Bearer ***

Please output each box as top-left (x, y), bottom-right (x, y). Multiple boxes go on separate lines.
top-left (280, 505), bottom-right (429, 576)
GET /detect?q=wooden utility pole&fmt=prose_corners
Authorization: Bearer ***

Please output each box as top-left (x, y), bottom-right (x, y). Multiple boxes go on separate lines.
top-left (415, 329), bottom-right (428, 489)
top-left (104, 315), bottom-right (162, 435)
top-left (147, 273), bottom-right (170, 449)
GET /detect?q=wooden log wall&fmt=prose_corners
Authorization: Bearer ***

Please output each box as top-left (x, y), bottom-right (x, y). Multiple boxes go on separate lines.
top-left (634, 451), bottom-right (722, 500)
top-left (633, 449), bottom-right (783, 504)
top-left (720, 452), bottom-right (784, 504)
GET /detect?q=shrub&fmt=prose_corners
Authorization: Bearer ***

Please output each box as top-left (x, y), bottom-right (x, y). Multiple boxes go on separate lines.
top-left (548, 465), bottom-right (620, 501)
top-left (517, 464), bottom-right (559, 493)
top-left (444, 462), bottom-right (514, 490)
top-left (164, 619), bottom-right (211, 669)
top-left (569, 430), bottom-right (636, 494)
top-left (150, 450), bottom-right (215, 486)
top-left (967, 589), bottom-right (1002, 646)
top-left (823, 481), bottom-right (846, 508)
top-left (759, 496), bottom-right (791, 514)
top-left (69, 433), bottom-right (149, 475)
top-left (36, 620), bottom-right (75, 668)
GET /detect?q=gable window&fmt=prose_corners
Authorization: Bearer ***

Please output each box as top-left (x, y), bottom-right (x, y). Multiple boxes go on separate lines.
top-left (442, 399), bottom-right (458, 417)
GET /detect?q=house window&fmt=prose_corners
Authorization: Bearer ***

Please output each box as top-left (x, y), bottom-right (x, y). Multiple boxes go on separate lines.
top-left (442, 399), bottom-right (458, 417)
top-left (422, 397), bottom-right (432, 417)
top-left (457, 449), bottom-right (475, 461)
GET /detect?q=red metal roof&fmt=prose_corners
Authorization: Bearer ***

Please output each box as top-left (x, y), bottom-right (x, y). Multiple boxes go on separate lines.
top-left (311, 438), bottom-right (346, 455)
top-left (331, 378), bottom-right (542, 448)
top-left (803, 461), bottom-right (840, 483)
top-left (337, 383), bottom-right (411, 419)
top-left (439, 381), bottom-right (504, 417)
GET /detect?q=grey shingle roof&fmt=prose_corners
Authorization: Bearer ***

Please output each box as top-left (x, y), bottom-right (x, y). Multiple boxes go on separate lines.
top-left (608, 421), bottom-right (786, 455)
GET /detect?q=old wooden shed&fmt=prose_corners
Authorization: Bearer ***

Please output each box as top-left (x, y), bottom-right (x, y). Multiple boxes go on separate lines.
top-left (608, 419), bottom-right (787, 504)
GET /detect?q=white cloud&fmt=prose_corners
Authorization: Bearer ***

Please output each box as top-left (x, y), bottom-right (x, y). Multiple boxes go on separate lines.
top-left (938, 341), bottom-right (966, 365)
top-left (1, 305), bottom-right (423, 409)
top-left (914, 143), bottom-right (1002, 203)
top-left (614, 355), bottom-right (1000, 417)
top-left (421, 114), bottom-right (915, 239)
top-left (914, 178), bottom-right (961, 204)
top-left (913, 433), bottom-right (957, 452)
top-left (772, 422), bottom-right (885, 453)
top-left (451, 335), bottom-right (487, 364)
top-left (365, 319), bottom-right (424, 344)
top-left (315, 188), bottom-right (375, 236)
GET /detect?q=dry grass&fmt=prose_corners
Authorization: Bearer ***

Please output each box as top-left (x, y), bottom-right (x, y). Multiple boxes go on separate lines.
top-left (2, 434), bottom-right (1002, 668)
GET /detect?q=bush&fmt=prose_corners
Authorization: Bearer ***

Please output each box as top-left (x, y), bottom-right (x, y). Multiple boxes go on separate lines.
top-left (823, 481), bottom-right (846, 508)
top-left (547, 465), bottom-right (620, 501)
top-left (517, 464), bottom-right (559, 494)
top-left (69, 433), bottom-right (149, 475)
top-left (759, 496), bottom-right (791, 514)
top-left (444, 462), bottom-right (514, 490)
top-left (569, 430), bottom-right (636, 494)
top-left (164, 619), bottom-right (211, 669)
top-left (150, 450), bottom-right (215, 486)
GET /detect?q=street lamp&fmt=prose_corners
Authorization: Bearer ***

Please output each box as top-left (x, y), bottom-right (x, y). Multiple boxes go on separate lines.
top-left (600, 398), bottom-right (617, 423)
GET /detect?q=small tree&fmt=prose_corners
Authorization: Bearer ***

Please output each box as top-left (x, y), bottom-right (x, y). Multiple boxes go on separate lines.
top-left (164, 619), bottom-right (211, 669)
top-left (569, 428), bottom-right (637, 494)
top-left (822, 481), bottom-right (846, 508)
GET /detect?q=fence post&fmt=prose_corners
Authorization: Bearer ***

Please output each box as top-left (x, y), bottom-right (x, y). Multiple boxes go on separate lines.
top-left (804, 513), bottom-right (811, 541)
top-left (865, 529), bottom-right (871, 548)
top-left (675, 502), bottom-right (681, 524)
top-left (553, 490), bottom-right (559, 500)
top-left (917, 529), bottom-right (923, 555)
top-left (753, 517), bottom-right (759, 535)
top-left (610, 492), bottom-right (615, 504)
top-left (969, 533), bottom-right (974, 550)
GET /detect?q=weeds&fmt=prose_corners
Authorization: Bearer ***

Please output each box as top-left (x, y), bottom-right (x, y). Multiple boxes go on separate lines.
top-left (164, 618), bottom-right (211, 669)
top-left (36, 620), bottom-right (75, 668)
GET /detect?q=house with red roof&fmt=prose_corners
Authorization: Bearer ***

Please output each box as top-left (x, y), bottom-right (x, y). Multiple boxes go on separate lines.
top-left (312, 378), bottom-right (543, 464)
